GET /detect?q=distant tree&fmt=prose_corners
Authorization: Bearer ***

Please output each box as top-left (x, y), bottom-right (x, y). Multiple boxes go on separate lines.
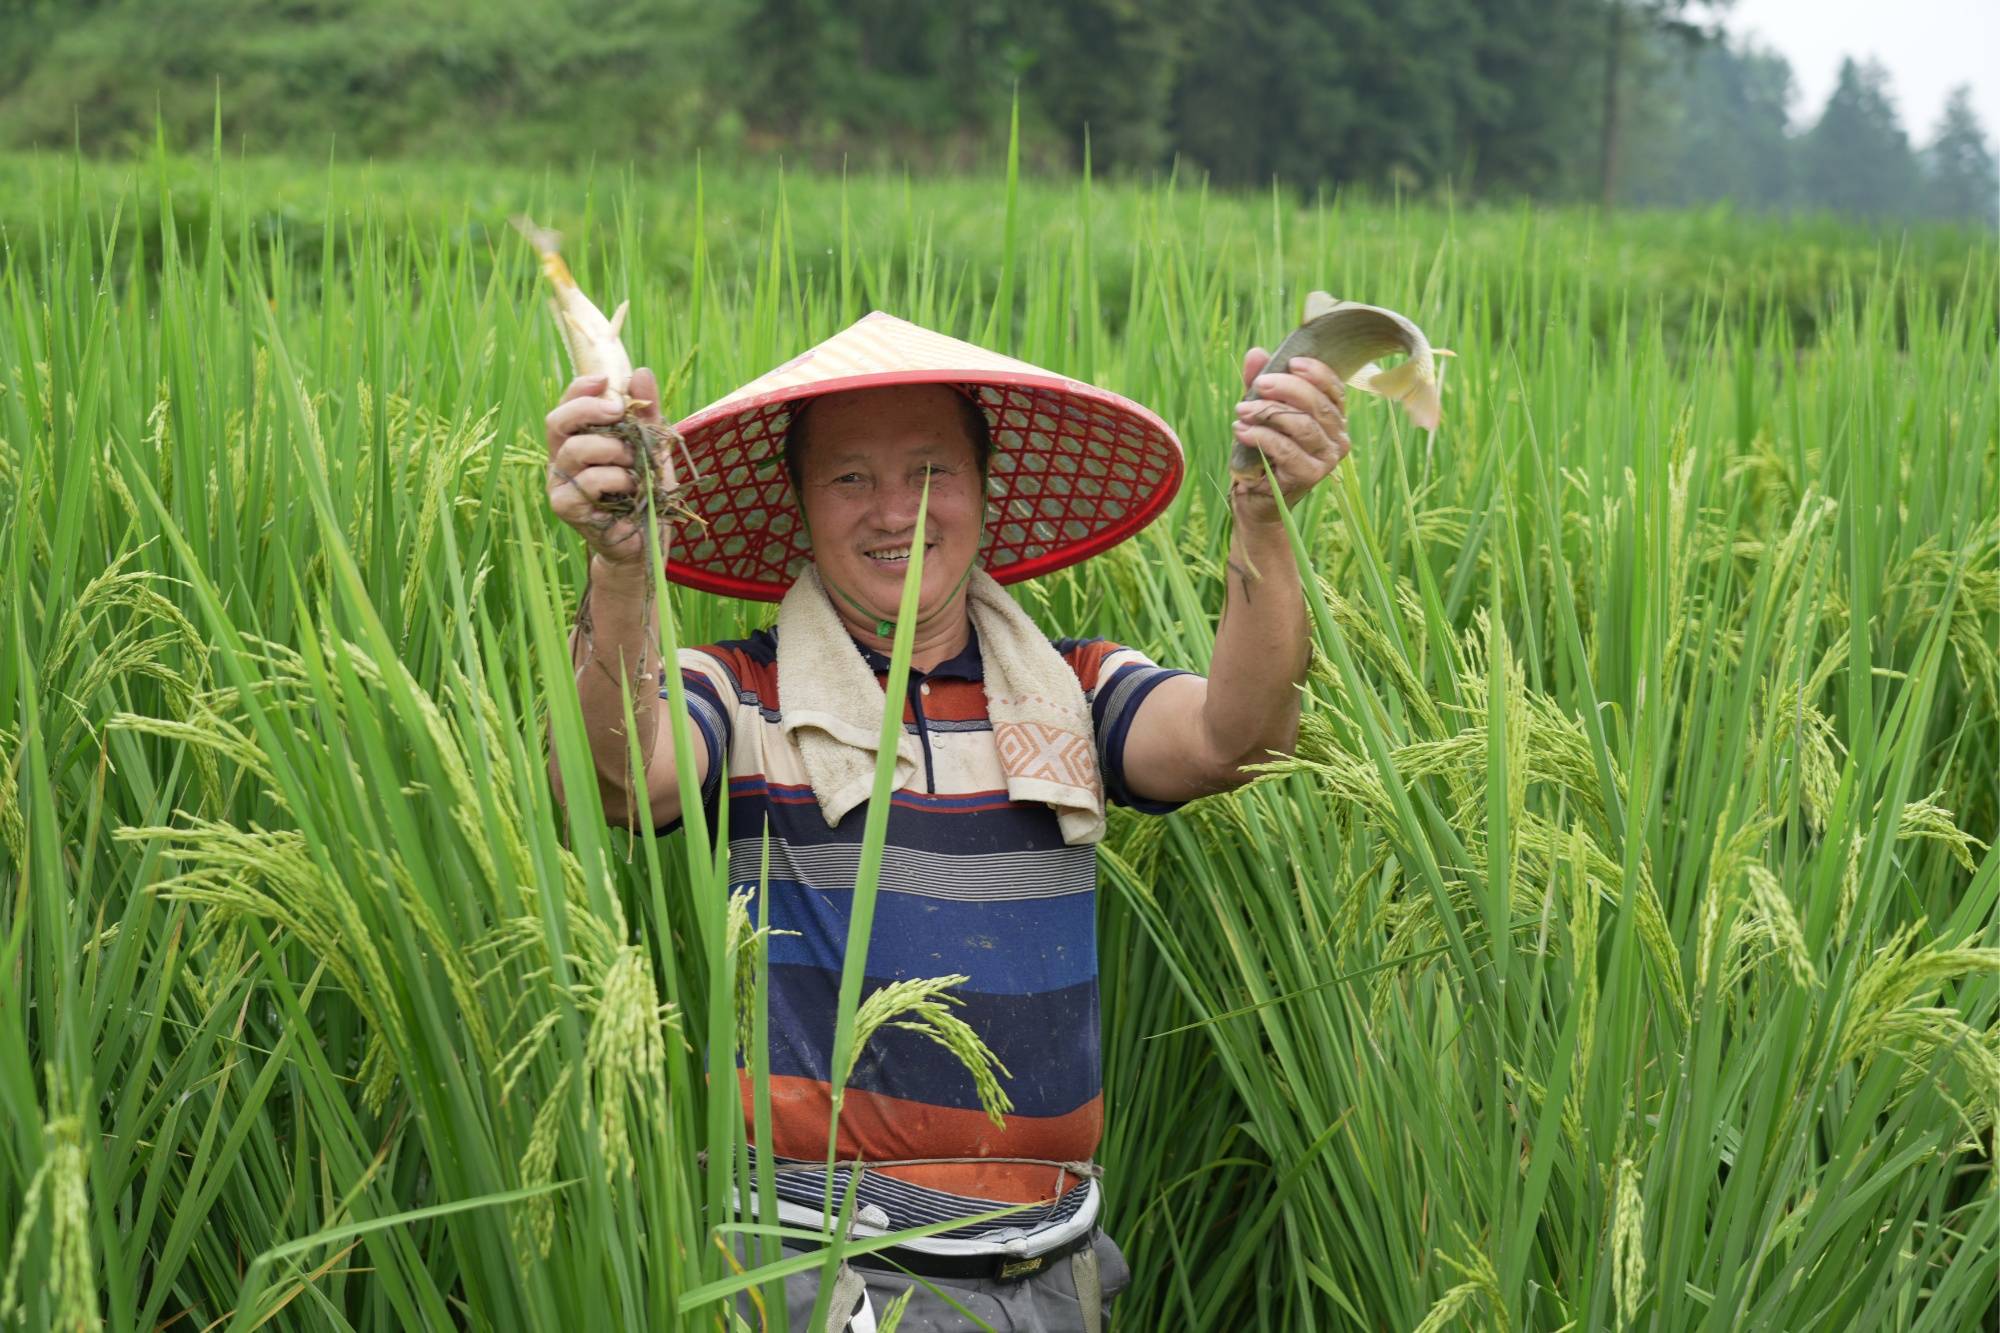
top-left (1166, 1), bottom-right (1356, 190)
top-left (778, 0), bottom-right (1020, 146)
top-left (1725, 43), bottom-right (1798, 208)
top-left (733, 0), bottom-right (1157, 170)
top-left (1622, 35), bottom-right (1794, 211)
top-left (1166, 0), bottom-right (1514, 194)
top-left (1919, 86), bottom-right (1998, 226)
top-left (739, 0), bottom-right (865, 138)
top-left (1318, 0), bottom-right (1498, 189)
top-left (1015, 0), bottom-right (1188, 174)
top-left (1797, 58), bottom-right (1920, 219)
top-left (1456, 0), bottom-right (1607, 197)
top-left (1595, 0), bottom-right (1730, 205)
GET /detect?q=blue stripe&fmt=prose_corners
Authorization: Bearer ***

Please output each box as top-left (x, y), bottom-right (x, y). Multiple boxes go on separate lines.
top-left (725, 777), bottom-right (1073, 849)
top-left (1095, 662), bottom-right (1196, 813)
top-left (683, 673), bottom-right (730, 800)
top-left (760, 963), bottom-right (1101, 1117)
top-left (736, 877), bottom-right (1097, 993)
top-left (711, 629), bottom-right (778, 667)
top-left (652, 671), bottom-right (731, 835)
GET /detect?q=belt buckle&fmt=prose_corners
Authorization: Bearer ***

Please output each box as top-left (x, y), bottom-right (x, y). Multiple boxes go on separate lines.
top-left (997, 1253), bottom-right (1047, 1281)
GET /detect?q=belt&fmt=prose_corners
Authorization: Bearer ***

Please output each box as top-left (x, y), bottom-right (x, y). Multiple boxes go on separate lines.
top-left (828, 1225), bottom-right (1097, 1284)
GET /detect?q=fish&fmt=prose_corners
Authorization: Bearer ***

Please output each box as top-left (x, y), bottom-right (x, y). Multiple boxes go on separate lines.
top-left (1232, 291), bottom-right (1453, 479)
top-left (512, 215), bottom-right (643, 412)
top-left (514, 215), bottom-right (699, 516)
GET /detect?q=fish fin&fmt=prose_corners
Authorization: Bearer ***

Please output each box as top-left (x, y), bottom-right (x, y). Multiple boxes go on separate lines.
top-left (609, 300), bottom-right (629, 337)
top-left (1303, 290), bottom-right (1340, 321)
top-left (1434, 347), bottom-right (1457, 358)
top-left (1346, 361), bottom-right (1383, 392)
top-left (1402, 379), bottom-right (1441, 430)
top-left (548, 297), bottom-right (579, 371)
top-left (1351, 358), bottom-right (1442, 429)
top-left (1356, 358), bottom-right (1425, 399)
top-left (557, 300), bottom-right (598, 367)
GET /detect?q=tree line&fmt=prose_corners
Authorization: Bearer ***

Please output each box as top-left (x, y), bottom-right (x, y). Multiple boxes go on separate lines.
top-left (1, 0), bottom-right (1992, 224)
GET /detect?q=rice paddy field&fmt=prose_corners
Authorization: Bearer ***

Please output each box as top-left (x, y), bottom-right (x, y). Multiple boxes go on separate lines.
top-left (1, 137), bottom-right (1996, 1331)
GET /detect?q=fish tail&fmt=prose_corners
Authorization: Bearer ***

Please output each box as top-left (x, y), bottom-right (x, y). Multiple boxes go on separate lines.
top-left (512, 214), bottom-right (578, 291)
top-left (1354, 358), bottom-right (1442, 430)
top-left (1404, 378), bottom-right (1441, 431)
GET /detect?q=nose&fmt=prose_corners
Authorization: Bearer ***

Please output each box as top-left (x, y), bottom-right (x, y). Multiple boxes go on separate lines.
top-left (872, 472), bottom-right (928, 534)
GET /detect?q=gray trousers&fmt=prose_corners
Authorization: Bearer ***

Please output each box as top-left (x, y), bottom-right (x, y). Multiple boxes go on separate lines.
top-left (736, 1228), bottom-right (1132, 1332)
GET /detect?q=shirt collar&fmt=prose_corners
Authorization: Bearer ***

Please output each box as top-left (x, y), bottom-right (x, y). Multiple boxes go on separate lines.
top-left (855, 623), bottom-right (985, 682)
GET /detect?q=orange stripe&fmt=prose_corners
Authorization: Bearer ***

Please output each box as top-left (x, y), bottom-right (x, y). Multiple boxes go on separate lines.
top-left (911, 677), bottom-right (989, 723)
top-left (740, 1072), bottom-right (1101, 1203)
top-left (703, 644), bottom-right (778, 706)
top-left (1062, 640), bottom-right (1116, 692)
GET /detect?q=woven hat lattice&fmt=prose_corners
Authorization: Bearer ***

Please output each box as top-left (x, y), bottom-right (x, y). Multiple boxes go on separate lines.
top-left (667, 311), bottom-right (1185, 602)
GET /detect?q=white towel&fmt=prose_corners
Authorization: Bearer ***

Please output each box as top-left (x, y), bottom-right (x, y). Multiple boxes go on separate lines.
top-left (775, 566), bottom-right (1106, 846)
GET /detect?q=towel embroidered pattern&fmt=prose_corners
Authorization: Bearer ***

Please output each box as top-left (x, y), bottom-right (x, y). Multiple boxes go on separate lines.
top-left (993, 720), bottom-right (1099, 792)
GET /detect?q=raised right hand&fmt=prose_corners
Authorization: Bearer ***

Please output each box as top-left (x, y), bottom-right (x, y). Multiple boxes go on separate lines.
top-left (543, 366), bottom-right (678, 566)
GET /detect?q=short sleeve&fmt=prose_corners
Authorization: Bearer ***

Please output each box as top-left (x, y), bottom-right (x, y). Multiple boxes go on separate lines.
top-left (1055, 638), bottom-right (1198, 815)
top-left (656, 647), bottom-right (734, 834)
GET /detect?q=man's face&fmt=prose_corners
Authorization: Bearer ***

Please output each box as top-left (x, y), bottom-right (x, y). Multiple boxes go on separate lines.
top-left (793, 384), bottom-right (986, 627)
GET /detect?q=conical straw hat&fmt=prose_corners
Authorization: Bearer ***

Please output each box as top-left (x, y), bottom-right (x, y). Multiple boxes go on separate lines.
top-left (666, 311), bottom-right (1184, 601)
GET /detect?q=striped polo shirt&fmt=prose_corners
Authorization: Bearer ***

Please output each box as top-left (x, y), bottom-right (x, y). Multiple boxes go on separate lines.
top-left (672, 624), bottom-right (1190, 1239)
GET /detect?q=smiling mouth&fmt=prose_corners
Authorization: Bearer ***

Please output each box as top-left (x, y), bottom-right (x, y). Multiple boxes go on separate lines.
top-left (865, 541), bottom-right (940, 567)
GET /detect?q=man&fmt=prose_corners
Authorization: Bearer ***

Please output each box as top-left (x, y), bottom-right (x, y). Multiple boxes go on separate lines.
top-left (544, 313), bottom-right (1347, 1331)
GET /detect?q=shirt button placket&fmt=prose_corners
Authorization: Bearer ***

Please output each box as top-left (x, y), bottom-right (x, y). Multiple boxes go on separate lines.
top-left (909, 675), bottom-right (938, 794)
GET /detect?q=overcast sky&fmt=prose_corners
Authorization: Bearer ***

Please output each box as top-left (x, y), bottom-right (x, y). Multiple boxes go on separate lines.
top-left (1723, 0), bottom-right (1998, 141)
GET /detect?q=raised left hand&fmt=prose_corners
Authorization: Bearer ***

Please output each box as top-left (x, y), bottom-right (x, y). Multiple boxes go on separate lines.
top-left (1230, 349), bottom-right (1349, 527)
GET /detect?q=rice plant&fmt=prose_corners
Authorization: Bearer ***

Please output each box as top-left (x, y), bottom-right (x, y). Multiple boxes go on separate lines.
top-left (0, 124), bottom-right (1993, 1331)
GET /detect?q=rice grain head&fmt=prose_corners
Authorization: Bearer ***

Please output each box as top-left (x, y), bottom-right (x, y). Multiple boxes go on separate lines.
top-left (1611, 1154), bottom-right (1647, 1330)
top-left (0, 1089), bottom-right (98, 1333)
top-left (514, 1064), bottom-right (574, 1263)
top-left (1895, 791), bottom-right (1987, 873)
top-left (584, 944), bottom-right (675, 1184)
top-left (1840, 922), bottom-right (2000, 1129)
top-left (1411, 1225), bottom-right (1509, 1333)
top-left (848, 976), bottom-right (1015, 1128)
top-left (725, 886), bottom-right (800, 1060)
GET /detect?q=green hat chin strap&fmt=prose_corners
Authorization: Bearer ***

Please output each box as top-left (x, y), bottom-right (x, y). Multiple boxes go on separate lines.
top-left (826, 551), bottom-right (979, 640)
top-left (800, 510), bottom-right (983, 640)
